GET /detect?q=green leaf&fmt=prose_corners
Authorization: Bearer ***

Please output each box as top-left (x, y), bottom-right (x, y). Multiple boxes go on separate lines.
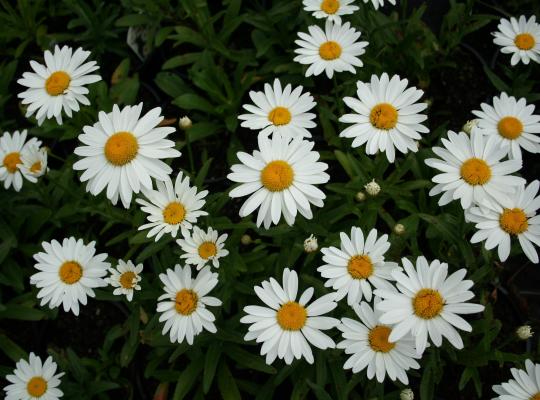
top-left (172, 357), bottom-right (204, 400)
top-left (217, 361), bottom-right (241, 400)
top-left (224, 345), bottom-right (276, 374)
top-left (203, 343), bottom-right (222, 393)
top-left (0, 334), bottom-right (27, 362)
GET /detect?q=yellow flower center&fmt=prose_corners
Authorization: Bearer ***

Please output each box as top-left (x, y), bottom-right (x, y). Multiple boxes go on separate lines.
top-left (497, 116), bottom-right (523, 140)
top-left (3, 152), bottom-right (21, 173)
top-left (276, 301), bottom-right (307, 331)
top-left (260, 160), bottom-right (294, 192)
top-left (368, 325), bottom-right (395, 353)
top-left (162, 202), bottom-right (186, 225)
top-left (460, 158), bottom-right (491, 186)
top-left (514, 33), bottom-right (535, 50)
top-left (45, 71), bottom-right (71, 96)
top-left (119, 271), bottom-right (137, 289)
top-left (175, 289), bottom-right (198, 315)
top-left (529, 393), bottom-right (540, 400)
top-left (27, 376), bottom-right (47, 397)
top-left (59, 261), bottom-right (83, 284)
top-left (370, 103), bottom-right (398, 130)
top-left (319, 41), bottom-right (342, 60)
top-left (104, 131), bottom-right (139, 166)
top-left (499, 208), bottom-right (529, 235)
top-left (413, 289), bottom-right (444, 319)
top-left (198, 241), bottom-right (217, 259)
top-left (321, 0), bottom-right (340, 14)
top-left (347, 255), bottom-right (373, 279)
top-left (30, 161), bottom-right (42, 173)
top-left (268, 106), bottom-right (292, 126)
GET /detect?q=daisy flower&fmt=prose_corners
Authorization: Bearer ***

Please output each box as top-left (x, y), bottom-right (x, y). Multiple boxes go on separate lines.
top-left (3, 353), bottom-right (64, 400)
top-left (317, 227), bottom-right (400, 305)
top-left (294, 20), bottom-right (369, 79)
top-left (156, 265), bottom-right (221, 344)
top-left (137, 172), bottom-right (208, 241)
top-left (425, 130), bottom-right (525, 209)
top-left (472, 92), bottom-right (540, 160)
top-left (302, 0), bottom-right (359, 25)
top-left (238, 78), bottom-right (316, 139)
top-left (30, 237), bottom-right (109, 316)
top-left (337, 300), bottom-right (421, 384)
top-left (73, 103), bottom-right (181, 208)
top-left (18, 45), bottom-right (101, 125)
top-left (176, 226), bottom-right (229, 270)
top-left (363, 0), bottom-right (396, 10)
top-left (227, 133), bottom-right (329, 229)
top-left (375, 256), bottom-right (485, 354)
top-left (0, 130), bottom-right (41, 191)
top-left (241, 268), bottom-right (339, 365)
top-left (493, 15), bottom-right (540, 66)
top-left (20, 144), bottom-right (48, 180)
top-left (492, 360), bottom-right (540, 399)
top-left (339, 73), bottom-right (429, 163)
top-left (465, 180), bottom-right (540, 264)
top-left (105, 259), bottom-right (143, 301)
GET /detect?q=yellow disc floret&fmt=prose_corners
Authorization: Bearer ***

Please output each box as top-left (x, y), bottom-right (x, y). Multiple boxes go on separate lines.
top-left (162, 202), bottom-right (186, 225)
top-left (370, 103), bottom-right (398, 130)
top-left (321, 0), bottom-right (340, 14)
top-left (347, 255), bottom-right (373, 279)
top-left (27, 376), bottom-right (48, 397)
top-left (319, 41), bottom-right (342, 60)
top-left (45, 71), bottom-right (71, 96)
top-left (497, 116), bottom-right (523, 140)
top-left (119, 271), bottom-right (137, 289)
top-left (268, 107), bottom-right (292, 126)
top-left (59, 261), bottom-right (83, 285)
top-left (261, 160), bottom-right (294, 192)
top-left (104, 131), bottom-right (139, 166)
top-left (368, 325), bottom-right (395, 353)
top-left (460, 158), bottom-right (492, 186)
top-left (413, 288), bottom-right (444, 319)
top-left (499, 208), bottom-right (528, 235)
top-left (175, 289), bottom-right (198, 315)
top-left (198, 242), bottom-right (217, 259)
top-left (514, 33), bottom-right (535, 50)
top-left (276, 301), bottom-right (307, 331)
top-left (3, 152), bottom-right (21, 173)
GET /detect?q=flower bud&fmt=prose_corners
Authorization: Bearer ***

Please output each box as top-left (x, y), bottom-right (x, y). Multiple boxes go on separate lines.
top-left (303, 234), bottom-right (318, 253)
top-left (364, 179), bottom-right (380, 196)
top-left (179, 116), bottom-right (192, 130)
top-left (394, 223), bottom-right (406, 235)
top-left (240, 234), bottom-right (252, 245)
top-left (400, 388), bottom-right (414, 400)
top-left (516, 325), bottom-right (533, 340)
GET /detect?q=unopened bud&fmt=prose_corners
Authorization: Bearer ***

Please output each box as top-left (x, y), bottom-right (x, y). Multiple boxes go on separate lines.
top-left (240, 234), bottom-right (252, 245)
top-left (462, 119), bottom-right (478, 135)
top-left (364, 179), bottom-right (380, 196)
top-left (303, 234), bottom-right (318, 253)
top-left (179, 116), bottom-right (192, 130)
top-left (400, 388), bottom-right (414, 400)
top-left (394, 223), bottom-right (406, 235)
top-left (516, 325), bottom-right (533, 340)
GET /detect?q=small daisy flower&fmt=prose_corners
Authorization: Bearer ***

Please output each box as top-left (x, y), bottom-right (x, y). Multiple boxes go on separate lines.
top-left (294, 20), bottom-right (369, 79)
top-left (493, 15), bottom-right (540, 66)
top-left (105, 259), bottom-right (143, 301)
top-left (337, 300), bottom-right (420, 384)
top-left (318, 227), bottom-right (400, 305)
top-left (465, 180), bottom-right (540, 264)
top-left (17, 45), bottom-right (101, 125)
top-left (241, 268), bottom-right (339, 365)
top-left (3, 353), bottom-right (64, 400)
top-left (238, 78), bottom-right (316, 139)
top-left (302, 0), bottom-right (359, 25)
top-left (375, 256), bottom-right (485, 354)
top-left (176, 226), bottom-right (229, 270)
top-left (30, 237), bottom-right (109, 316)
top-left (425, 130), bottom-right (525, 209)
top-left (156, 265), bottom-right (221, 345)
top-left (73, 103), bottom-right (181, 208)
top-left (0, 130), bottom-right (41, 191)
top-left (20, 144), bottom-right (48, 179)
top-left (137, 172), bottom-right (208, 241)
top-left (363, 0), bottom-right (396, 9)
top-left (472, 92), bottom-right (540, 160)
top-left (492, 360), bottom-right (540, 399)
top-left (339, 73), bottom-right (429, 163)
top-left (228, 133), bottom-right (329, 229)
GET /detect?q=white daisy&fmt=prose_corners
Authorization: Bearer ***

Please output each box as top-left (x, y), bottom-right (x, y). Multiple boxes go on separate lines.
top-left (302, 0), bottom-right (359, 25)
top-left (337, 300), bottom-right (420, 384)
top-left (294, 20), bottom-right (369, 79)
top-left (238, 78), bottom-right (316, 139)
top-left (105, 259), bottom-right (143, 301)
top-left (176, 226), bottom-right (229, 270)
top-left (472, 92), bottom-right (540, 160)
top-left (317, 227), bottom-right (400, 305)
top-left (3, 353), bottom-right (64, 400)
top-left (425, 130), bottom-right (525, 209)
top-left (18, 45), bottom-right (101, 125)
top-left (156, 264), bottom-right (221, 344)
top-left (492, 359), bottom-right (540, 399)
top-left (241, 268), bottom-right (339, 365)
top-left (493, 15), bottom-right (540, 66)
top-left (363, 0), bottom-right (396, 10)
top-left (339, 73), bottom-right (429, 163)
top-left (0, 130), bottom-right (41, 191)
top-left (375, 256), bottom-right (485, 354)
top-left (20, 144), bottom-right (48, 179)
top-left (73, 103), bottom-right (181, 208)
top-left (136, 172), bottom-right (208, 241)
top-left (465, 180), bottom-right (540, 264)
top-left (30, 237), bottom-right (109, 316)
top-left (227, 133), bottom-right (329, 229)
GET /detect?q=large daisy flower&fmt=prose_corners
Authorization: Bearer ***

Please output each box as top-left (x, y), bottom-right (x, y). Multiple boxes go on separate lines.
top-left (156, 265), bottom-right (221, 344)
top-left (73, 103), bottom-right (181, 208)
top-left (493, 15), bottom-right (540, 66)
top-left (136, 172), bottom-right (208, 241)
top-left (0, 130), bottom-right (41, 191)
top-left (176, 226), bottom-right (229, 270)
top-left (3, 353), bottom-right (64, 400)
top-left (238, 78), bottom-right (316, 139)
top-left (17, 45), bottom-right (101, 125)
top-left (20, 144), bottom-right (48, 180)
top-left (241, 268), bottom-right (339, 365)
top-left (492, 360), bottom-right (540, 399)
top-left (294, 20), bottom-right (369, 79)
top-left (105, 259), bottom-right (143, 301)
top-left (227, 133), bottom-right (329, 229)
top-left (425, 130), bottom-right (525, 209)
top-left (363, 0), bottom-right (396, 10)
top-left (472, 92), bottom-right (540, 160)
top-left (302, 0), bottom-right (359, 25)
top-left (337, 300), bottom-right (420, 384)
top-left (317, 227), bottom-right (400, 305)
top-left (339, 73), bottom-right (429, 163)
top-left (465, 180), bottom-right (540, 264)
top-left (375, 256), bottom-right (485, 354)
top-left (30, 237), bottom-right (109, 316)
